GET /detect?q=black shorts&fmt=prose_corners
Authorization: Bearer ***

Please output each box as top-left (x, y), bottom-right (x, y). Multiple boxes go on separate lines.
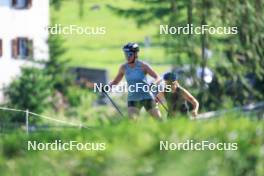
top-left (128, 99), bottom-right (156, 111)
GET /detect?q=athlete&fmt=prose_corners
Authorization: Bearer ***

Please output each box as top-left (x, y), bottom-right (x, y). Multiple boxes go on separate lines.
top-left (156, 72), bottom-right (199, 119)
top-left (109, 42), bottom-right (162, 119)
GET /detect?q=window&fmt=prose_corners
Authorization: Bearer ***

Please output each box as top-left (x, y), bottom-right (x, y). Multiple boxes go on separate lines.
top-left (12, 0), bottom-right (32, 9)
top-left (11, 37), bottom-right (33, 59)
top-left (0, 39), bottom-right (2, 57)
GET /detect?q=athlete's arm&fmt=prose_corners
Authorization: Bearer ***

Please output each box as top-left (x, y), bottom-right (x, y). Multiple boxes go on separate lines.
top-left (181, 87), bottom-right (199, 117)
top-left (109, 64), bottom-right (125, 86)
top-left (142, 62), bottom-right (161, 84)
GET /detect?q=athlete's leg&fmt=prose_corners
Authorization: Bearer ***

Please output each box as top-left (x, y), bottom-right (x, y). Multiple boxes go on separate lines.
top-left (148, 107), bottom-right (162, 120)
top-left (143, 99), bottom-right (162, 120)
top-left (128, 107), bottom-right (140, 120)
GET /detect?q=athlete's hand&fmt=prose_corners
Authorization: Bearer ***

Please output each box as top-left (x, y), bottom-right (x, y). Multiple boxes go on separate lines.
top-left (191, 110), bottom-right (198, 118)
top-left (149, 82), bottom-right (159, 93)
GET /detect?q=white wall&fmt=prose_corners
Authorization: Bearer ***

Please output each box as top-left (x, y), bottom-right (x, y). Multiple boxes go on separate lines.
top-left (0, 0), bottom-right (50, 101)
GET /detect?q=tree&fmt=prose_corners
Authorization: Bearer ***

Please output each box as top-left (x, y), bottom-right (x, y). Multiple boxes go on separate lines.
top-left (45, 33), bottom-right (72, 94)
top-left (208, 0), bottom-right (264, 106)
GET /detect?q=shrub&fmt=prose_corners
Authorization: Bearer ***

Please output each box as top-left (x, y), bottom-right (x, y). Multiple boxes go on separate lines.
top-left (4, 67), bottom-right (52, 123)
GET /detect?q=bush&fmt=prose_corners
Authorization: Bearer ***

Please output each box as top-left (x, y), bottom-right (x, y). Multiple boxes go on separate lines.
top-left (4, 67), bottom-right (52, 123)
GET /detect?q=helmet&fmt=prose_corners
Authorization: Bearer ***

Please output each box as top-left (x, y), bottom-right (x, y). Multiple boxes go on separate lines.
top-left (123, 42), bottom-right (139, 53)
top-left (163, 72), bottom-right (177, 81)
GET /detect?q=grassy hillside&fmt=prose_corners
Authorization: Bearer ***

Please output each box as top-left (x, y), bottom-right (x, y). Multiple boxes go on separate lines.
top-left (0, 115), bottom-right (263, 176)
top-left (51, 0), bottom-right (170, 78)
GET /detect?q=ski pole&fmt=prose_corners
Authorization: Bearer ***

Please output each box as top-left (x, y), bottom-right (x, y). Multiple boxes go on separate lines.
top-left (77, 78), bottom-right (125, 118)
top-left (155, 95), bottom-right (169, 113)
top-left (102, 91), bottom-right (125, 118)
top-left (146, 81), bottom-right (169, 113)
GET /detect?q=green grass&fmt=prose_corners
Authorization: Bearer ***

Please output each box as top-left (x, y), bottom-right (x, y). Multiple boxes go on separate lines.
top-left (0, 115), bottom-right (263, 176)
top-left (51, 0), bottom-right (170, 78)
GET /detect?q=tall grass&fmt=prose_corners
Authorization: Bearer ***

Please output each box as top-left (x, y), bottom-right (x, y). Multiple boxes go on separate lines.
top-left (0, 114), bottom-right (263, 176)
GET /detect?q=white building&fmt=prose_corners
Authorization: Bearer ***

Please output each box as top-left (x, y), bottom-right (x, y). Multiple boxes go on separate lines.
top-left (0, 0), bottom-right (49, 101)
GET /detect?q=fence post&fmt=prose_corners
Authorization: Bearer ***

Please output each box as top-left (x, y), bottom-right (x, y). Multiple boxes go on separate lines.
top-left (25, 109), bottom-right (29, 134)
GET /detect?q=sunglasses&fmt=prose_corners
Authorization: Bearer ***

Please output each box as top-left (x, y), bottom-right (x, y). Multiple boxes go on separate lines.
top-left (124, 51), bottom-right (134, 58)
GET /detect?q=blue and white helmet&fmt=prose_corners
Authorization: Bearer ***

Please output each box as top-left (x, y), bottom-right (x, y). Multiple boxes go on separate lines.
top-left (123, 42), bottom-right (140, 52)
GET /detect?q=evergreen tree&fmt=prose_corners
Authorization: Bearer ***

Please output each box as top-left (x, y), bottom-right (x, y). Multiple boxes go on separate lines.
top-left (45, 30), bottom-right (72, 94)
top-left (206, 0), bottom-right (264, 108)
